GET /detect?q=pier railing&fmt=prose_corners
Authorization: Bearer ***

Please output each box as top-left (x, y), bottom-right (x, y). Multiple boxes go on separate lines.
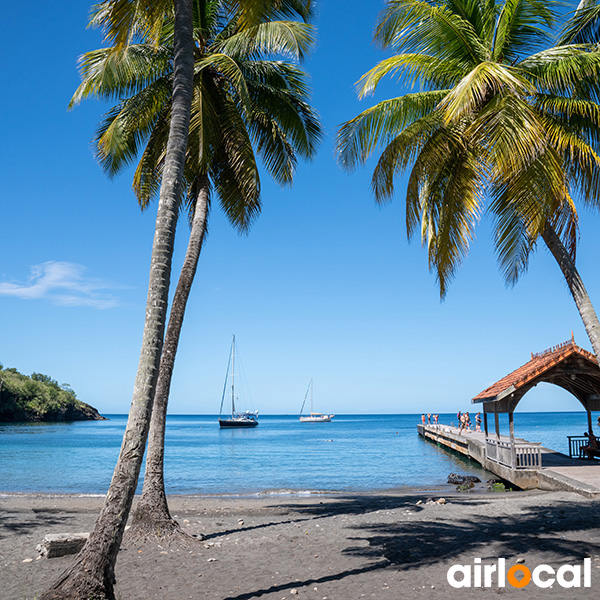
top-left (485, 437), bottom-right (541, 469)
top-left (568, 435), bottom-right (600, 458)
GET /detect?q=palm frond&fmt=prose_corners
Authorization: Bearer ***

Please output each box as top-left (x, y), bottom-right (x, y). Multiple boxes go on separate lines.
top-left (438, 61), bottom-right (534, 124)
top-left (70, 44), bottom-right (171, 107)
top-left (404, 125), bottom-right (485, 297)
top-left (374, 0), bottom-right (490, 64)
top-left (336, 91), bottom-right (449, 171)
top-left (90, 0), bottom-right (171, 47)
top-left (559, 0), bottom-right (600, 44)
top-left (358, 54), bottom-right (471, 97)
top-left (214, 21), bottom-right (316, 61)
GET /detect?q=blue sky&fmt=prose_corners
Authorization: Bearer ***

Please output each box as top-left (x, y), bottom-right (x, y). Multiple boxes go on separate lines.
top-left (1, 1), bottom-right (598, 415)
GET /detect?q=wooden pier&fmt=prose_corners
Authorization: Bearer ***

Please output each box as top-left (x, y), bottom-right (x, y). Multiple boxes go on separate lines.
top-left (418, 424), bottom-right (600, 497)
top-left (420, 338), bottom-right (600, 497)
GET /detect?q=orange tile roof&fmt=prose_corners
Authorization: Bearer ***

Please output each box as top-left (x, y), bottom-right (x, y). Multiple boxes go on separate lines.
top-left (472, 338), bottom-right (597, 402)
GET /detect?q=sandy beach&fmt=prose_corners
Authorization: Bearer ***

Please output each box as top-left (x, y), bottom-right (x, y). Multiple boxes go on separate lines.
top-left (2, 488), bottom-right (600, 599)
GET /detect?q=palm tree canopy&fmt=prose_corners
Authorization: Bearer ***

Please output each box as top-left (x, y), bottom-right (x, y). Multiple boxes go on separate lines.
top-left (72, 0), bottom-right (321, 233)
top-left (89, 0), bottom-right (314, 48)
top-left (337, 0), bottom-right (600, 297)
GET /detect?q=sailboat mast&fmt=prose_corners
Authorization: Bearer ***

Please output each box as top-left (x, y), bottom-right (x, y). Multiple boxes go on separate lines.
top-left (310, 377), bottom-right (313, 414)
top-left (231, 335), bottom-right (235, 416)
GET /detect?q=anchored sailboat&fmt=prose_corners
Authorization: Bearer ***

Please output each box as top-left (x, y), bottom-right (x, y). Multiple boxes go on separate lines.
top-left (218, 336), bottom-right (258, 428)
top-left (299, 378), bottom-right (334, 422)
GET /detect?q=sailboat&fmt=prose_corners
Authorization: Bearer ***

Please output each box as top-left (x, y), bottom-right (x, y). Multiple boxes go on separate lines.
top-left (299, 378), bottom-right (334, 422)
top-left (218, 336), bottom-right (258, 428)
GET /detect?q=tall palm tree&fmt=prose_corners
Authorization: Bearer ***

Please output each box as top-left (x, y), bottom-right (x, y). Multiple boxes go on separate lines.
top-left (41, 1), bottom-right (314, 598)
top-left (41, 2), bottom-right (194, 598)
top-left (337, 0), bottom-right (600, 358)
top-left (71, 2), bottom-right (320, 543)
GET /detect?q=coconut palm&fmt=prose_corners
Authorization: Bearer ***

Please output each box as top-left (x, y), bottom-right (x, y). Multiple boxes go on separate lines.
top-left (41, 1), bottom-right (314, 598)
top-left (41, 2), bottom-right (194, 599)
top-left (71, 1), bottom-right (320, 543)
top-left (337, 0), bottom-right (600, 357)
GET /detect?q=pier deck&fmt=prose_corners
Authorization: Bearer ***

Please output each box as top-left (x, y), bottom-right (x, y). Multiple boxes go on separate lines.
top-left (418, 424), bottom-right (600, 497)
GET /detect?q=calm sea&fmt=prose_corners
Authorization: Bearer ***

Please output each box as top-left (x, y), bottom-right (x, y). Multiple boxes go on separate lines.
top-left (0, 412), bottom-right (595, 495)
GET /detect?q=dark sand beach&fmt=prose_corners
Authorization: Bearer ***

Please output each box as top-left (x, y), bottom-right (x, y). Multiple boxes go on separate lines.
top-left (2, 490), bottom-right (600, 599)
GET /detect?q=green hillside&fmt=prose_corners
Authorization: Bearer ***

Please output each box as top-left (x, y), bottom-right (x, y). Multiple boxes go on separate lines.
top-left (0, 364), bottom-right (105, 422)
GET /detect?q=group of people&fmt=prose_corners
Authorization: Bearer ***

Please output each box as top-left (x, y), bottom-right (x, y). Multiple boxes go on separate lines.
top-left (420, 411), bottom-right (483, 434)
top-left (456, 410), bottom-right (482, 435)
top-left (421, 413), bottom-right (439, 425)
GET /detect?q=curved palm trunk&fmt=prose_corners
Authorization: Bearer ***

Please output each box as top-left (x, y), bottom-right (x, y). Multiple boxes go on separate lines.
top-left (542, 223), bottom-right (600, 357)
top-left (40, 1), bottom-right (195, 598)
top-left (129, 177), bottom-right (209, 539)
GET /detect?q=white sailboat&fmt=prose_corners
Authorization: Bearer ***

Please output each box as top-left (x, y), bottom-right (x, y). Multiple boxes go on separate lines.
top-left (218, 336), bottom-right (258, 428)
top-left (299, 378), bottom-right (334, 422)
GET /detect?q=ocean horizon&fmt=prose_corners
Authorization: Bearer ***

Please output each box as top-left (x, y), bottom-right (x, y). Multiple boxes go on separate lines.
top-left (1, 411), bottom-right (597, 496)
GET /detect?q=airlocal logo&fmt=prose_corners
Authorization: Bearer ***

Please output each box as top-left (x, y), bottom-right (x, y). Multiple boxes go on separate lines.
top-left (447, 558), bottom-right (591, 589)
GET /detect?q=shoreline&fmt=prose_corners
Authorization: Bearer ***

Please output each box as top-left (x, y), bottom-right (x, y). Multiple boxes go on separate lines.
top-left (3, 488), bottom-right (600, 599)
top-left (0, 481), bottom-right (495, 500)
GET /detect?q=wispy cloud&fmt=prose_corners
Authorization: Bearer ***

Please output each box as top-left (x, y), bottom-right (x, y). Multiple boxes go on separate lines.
top-left (0, 261), bottom-right (120, 309)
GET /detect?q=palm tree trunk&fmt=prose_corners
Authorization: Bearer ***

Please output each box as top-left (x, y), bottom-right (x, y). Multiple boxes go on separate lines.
top-left (39, 1), bottom-right (195, 598)
top-left (130, 176), bottom-right (209, 540)
top-left (542, 222), bottom-right (600, 357)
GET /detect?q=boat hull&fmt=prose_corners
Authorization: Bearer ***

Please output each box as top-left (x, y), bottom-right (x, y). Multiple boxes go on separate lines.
top-left (219, 418), bottom-right (258, 428)
top-left (299, 415), bottom-right (333, 423)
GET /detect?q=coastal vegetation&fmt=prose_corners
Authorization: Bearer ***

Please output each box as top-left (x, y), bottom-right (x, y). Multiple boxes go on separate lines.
top-left (0, 365), bottom-right (104, 422)
top-left (337, 0), bottom-right (600, 359)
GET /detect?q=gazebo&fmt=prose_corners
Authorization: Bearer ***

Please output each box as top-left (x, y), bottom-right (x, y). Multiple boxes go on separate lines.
top-left (471, 336), bottom-right (600, 467)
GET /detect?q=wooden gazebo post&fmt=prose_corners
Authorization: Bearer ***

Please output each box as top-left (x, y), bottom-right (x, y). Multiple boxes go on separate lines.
top-left (509, 411), bottom-right (516, 469)
top-left (494, 411), bottom-right (500, 442)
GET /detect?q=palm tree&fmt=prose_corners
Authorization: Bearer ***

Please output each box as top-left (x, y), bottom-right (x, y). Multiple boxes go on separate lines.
top-left (41, 2), bottom-right (194, 598)
top-left (337, 0), bottom-right (600, 358)
top-left (71, 2), bottom-right (320, 543)
top-left (41, 1), bottom-right (314, 598)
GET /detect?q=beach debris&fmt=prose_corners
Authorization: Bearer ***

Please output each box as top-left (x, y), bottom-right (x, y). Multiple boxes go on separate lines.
top-left (22, 558), bottom-right (33, 563)
top-left (290, 589), bottom-right (298, 595)
top-left (207, 557), bottom-right (218, 562)
top-left (516, 558), bottom-right (525, 564)
top-left (238, 519), bottom-right (244, 526)
top-left (436, 498), bottom-right (447, 505)
top-left (415, 500), bottom-right (423, 505)
top-left (36, 532), bottom-right (89, 559)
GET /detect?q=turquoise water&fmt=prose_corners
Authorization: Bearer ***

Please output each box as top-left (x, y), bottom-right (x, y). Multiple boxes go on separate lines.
top-left (0, 412), bottom-right (596, 495)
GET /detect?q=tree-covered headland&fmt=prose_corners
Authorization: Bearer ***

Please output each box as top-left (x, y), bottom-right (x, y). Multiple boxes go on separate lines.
top-left (0, 364), bottom-right (105, 422)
